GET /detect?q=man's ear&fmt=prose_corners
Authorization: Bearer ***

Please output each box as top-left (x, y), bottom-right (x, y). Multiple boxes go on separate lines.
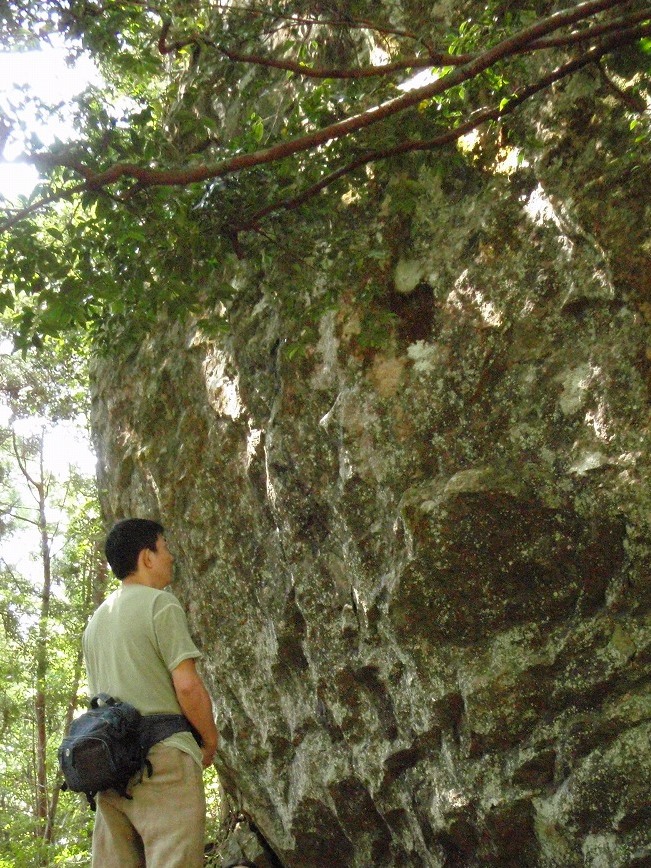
top-left (138, 546), bottom-right (154, 571)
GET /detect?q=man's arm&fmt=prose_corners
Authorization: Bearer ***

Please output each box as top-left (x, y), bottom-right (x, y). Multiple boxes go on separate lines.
top-left (171, 658), bottom-right (219, 767)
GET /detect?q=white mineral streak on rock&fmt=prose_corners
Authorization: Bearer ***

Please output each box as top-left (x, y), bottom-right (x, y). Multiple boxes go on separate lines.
top-left (203, 346), bottom-right (243, 419)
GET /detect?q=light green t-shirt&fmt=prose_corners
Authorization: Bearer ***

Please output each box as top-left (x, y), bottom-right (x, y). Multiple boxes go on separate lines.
top-left (83, 583), bottom-right (202, 766)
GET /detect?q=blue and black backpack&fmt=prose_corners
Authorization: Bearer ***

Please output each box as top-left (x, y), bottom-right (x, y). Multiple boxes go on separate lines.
top-left (58, 693), bottom-right (197, 810)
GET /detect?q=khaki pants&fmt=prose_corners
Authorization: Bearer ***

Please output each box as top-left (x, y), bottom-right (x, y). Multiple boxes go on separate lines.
top-left (92, 743), bottom-right (206, 867)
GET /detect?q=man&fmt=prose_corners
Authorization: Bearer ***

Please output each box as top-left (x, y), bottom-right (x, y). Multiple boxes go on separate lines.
top-left (83, 518), bottom-right (219, 867)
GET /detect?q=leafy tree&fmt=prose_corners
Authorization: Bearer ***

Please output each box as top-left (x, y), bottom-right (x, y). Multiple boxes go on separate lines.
top-left (0, 443), bottom-right (104, 864)
top-left (0, 333), bottom-right (104, 865)
top-left (0, 0), bottom-right (649, 347)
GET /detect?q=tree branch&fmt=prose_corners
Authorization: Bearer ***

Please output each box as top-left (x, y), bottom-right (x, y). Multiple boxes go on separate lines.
top-left (237, 19), bottom-right (651, 232)
top-left (156, 14), bottom-right (471, 73)
top-left (1, 508), bottom-right (41, 527)
top-left (0, 180), bottom-right (90, 231)
top-left (204, 4), bottom-right (426, 44)
top-left (158, 3), bottom-right (649, 80)
top-left (0, 0), bottom-right (640, 235)
top-left (213, 45), bottom-right (470, 77)
top-left (525, 8), bottom-right (651, 51)
top-left (12, 432), bottom-right (40, 490)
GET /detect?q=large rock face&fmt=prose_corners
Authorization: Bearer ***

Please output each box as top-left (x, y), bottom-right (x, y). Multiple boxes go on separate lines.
top-left (91, 76), bottom-right (651, 865)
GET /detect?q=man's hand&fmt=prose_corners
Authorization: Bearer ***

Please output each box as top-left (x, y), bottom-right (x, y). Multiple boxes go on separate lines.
top-left (201, 741), bottom-right (217, 768)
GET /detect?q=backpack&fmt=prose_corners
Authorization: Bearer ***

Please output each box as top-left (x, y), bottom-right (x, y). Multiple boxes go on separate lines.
top-left (59, 694), bottom-right (200, 810)
top-left (58, 694), bottom-right (145, 809)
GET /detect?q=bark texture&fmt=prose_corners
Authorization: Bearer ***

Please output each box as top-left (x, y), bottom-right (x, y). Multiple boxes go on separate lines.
top-left (91, 72), bottom-right (651, 866)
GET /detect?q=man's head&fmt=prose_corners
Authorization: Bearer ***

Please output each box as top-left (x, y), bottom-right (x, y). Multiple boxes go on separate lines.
top-left (105, 518), bottom-right (166, 580)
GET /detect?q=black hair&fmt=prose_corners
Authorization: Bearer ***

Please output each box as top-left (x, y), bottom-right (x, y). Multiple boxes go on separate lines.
top-left (104, 518), bottom-right (165, 580)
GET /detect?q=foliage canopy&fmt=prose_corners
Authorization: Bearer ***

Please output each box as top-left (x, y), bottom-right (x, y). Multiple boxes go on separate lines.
top-left (0, 0), bottom-right (649, 347)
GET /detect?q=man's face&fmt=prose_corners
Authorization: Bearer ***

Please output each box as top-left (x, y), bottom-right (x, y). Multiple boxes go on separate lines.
top-left (150, 535), bottom-right (175, 588)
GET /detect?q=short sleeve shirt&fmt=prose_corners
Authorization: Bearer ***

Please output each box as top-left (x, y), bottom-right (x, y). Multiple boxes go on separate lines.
top-left (83, 583), bottom-right (202, 764)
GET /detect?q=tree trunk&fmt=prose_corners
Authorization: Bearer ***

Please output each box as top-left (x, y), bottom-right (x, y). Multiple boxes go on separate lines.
top-left (34, 471), bottom-right (51, 840)
top-left (13, 432), bottom-right (53, 841)
top-left (43, 546), bottom-right (105, 847)
top-left (43, 642), bottom-right (83, 847)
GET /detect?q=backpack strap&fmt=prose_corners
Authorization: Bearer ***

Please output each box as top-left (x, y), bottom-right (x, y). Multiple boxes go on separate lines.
top-left (139, 713), bottom-right (201, 756)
